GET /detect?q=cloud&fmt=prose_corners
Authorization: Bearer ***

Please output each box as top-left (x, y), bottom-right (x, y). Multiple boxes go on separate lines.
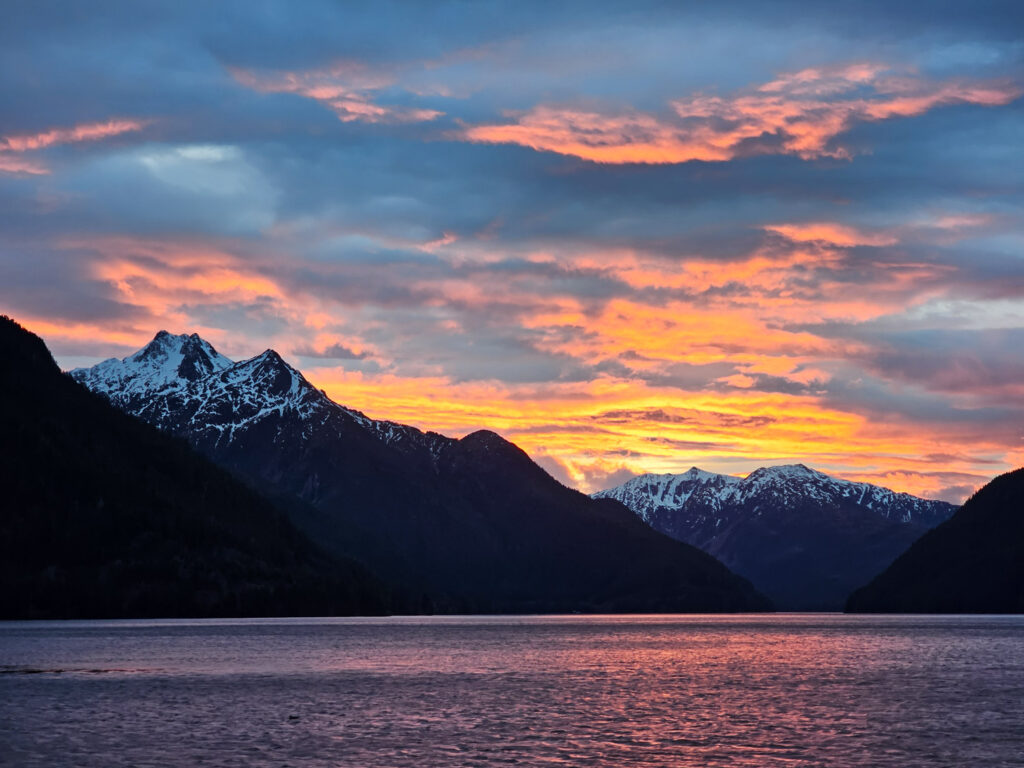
top-left (765, 222), bottom-right (898, 247)
top-left (858, 329), bottom-right (1024, 403)
top-left (231, 63), bottom-right (443, 124)
top-left (295, 341), bottom-right (369, 360)
top-left (1, 119), bottom-right (147, 152)
top-left (14, 224), bottom-right (1016, 504)
top-left (0, 155), bottom-right (49, 175)
top-left (0, 119), bottom-right (146, 175)
top-left (461, 64), bottom-right (1020, 164)
top-left (51, 143), bottom-right (278, 236)
top-left (462, 107), bottom-right (726, 164)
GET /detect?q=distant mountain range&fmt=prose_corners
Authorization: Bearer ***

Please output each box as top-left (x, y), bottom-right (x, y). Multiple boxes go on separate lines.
top-left (0, 317), bottom-right (392, 619)
top-left (847, 468), bottom-right (1024, 613)
top-left (69, 330), bottom-right (770, 613)
top-left (594, 467), bottom-right (956, 609)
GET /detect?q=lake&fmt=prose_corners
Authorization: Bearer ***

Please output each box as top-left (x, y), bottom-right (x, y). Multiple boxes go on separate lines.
top-left (1, 615), bottom-right (1022, 766)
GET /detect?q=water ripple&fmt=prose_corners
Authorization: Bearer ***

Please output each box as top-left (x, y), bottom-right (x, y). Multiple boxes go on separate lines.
top-left (1, 615), bottom-right (1022, 767)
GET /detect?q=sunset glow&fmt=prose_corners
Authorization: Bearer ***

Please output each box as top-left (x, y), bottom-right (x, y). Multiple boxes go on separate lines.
top-left (4, 4), bottom-right (1022, 503)
top-left (464, 66), bottom-right (1020, 164)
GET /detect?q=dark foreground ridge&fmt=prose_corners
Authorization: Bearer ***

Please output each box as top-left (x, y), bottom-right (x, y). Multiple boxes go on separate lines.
top-left (0, 316), bottom-right (393, 619)
top-left (847, 467), bottom-right (1024, 613)
top-left (69, 328), bottom-right (772, 613)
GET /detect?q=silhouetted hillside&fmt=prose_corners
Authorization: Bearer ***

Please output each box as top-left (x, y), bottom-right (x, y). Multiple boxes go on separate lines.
top-left (0, 316), bottom-right (393, 619)
top-left (847, 468), bottom-right (1024, 613)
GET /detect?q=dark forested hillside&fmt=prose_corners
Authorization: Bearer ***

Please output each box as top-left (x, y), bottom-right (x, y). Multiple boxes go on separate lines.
top-left (846, 468), bottom-right (1024, 613)
top-left (0, 316), bottom-right (393, 619)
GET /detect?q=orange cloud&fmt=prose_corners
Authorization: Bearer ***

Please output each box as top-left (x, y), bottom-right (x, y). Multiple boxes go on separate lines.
top-left (462, 64), bottom-right (1020, 164)
top-left (0, 118), bottom-right (147, 175)
top-left (524, 296), bottom-right (834, 369)
top-left (19, 317), bottom-right (159, 348)
top-left (84, 237), bottom-right (282, 299)
top-left (302, 366), bottom-right (1001, 500)
top-left (36, 231), bottom-right (1011, 504)
top-left (51, 235), bottom-right (391, 362)
top-left (232, 64), bottom-right (442, 124)
top-left (765, 222), bottom-right (898, 247)
top-left (463, 107), bottom-right (730, 164)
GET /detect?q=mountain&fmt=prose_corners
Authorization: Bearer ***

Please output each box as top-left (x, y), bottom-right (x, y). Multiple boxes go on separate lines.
top-left (594, 466), bottom-right (956, 610)
top-left (847, 468), bottom-right (1023, 613)
top-left (71, 331), bottom-right (771, 613)
top-left (0, 316), bottom-right (393, 619)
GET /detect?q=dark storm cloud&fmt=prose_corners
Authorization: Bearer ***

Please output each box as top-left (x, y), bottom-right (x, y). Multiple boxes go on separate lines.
top-left (819, 366), bottom-right (1024, 437)
top-left (294, 342), bottom-right (369, 360)
top-left (848, 329), bottom-right (1024, 403)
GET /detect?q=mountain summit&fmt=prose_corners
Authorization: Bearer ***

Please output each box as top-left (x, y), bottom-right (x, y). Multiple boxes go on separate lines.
top-left (594, 467), bottom-right (956, 609)
top-left (74, 333), bottom-right (447, 458)
top-left (71, 332), bottom-right (770, 613)
top-left (76, 331), bottom-right (234, 394)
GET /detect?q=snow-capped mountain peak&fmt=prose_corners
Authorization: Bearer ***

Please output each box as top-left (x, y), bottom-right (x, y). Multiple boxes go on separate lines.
top-left (601, 469), bottom-right (740, 522)
top-left (70, 332), bottom-right (456, 460)
top-left (71, 330), bottom-right (235, 398)
top-left (746, 463), bottom-right (824, 481)
top-left (596, 463), bottom-right (953, 526)
top-left (683, 466), bottom-right (725, 481)
top-left (126, 330), bottom-right (234, 378)
top-left (223, 349), bottom-right (306, 397)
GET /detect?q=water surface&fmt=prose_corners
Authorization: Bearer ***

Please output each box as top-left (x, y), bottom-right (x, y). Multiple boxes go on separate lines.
top-left (2, 614), bottom-right (1022, 766)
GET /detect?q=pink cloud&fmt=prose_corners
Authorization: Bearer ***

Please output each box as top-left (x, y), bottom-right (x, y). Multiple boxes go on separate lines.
top-left (461, 64), bottom-right (1020, 164)
top-left (0, 155), bottom-right (49, 175)
top-left (758, 63), bottom-right (886, 96)
top-left (0, 118), bottom-right (147, 175)
top-left (2, 119), bottom-right (146, 152)
top-left (929, 213), bottom-right (994, 230)
top-left (765, 222), bottom-right (898, 247)
top-left (232, 64), bottom-right (443, 125)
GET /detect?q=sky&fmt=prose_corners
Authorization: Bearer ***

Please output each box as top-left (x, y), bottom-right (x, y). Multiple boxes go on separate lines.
top-left (3, 1), bottom-right (1023, 502)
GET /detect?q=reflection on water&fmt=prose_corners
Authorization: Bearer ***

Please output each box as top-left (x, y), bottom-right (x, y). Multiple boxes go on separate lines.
top-left (1, 615), bottom-right (1022, 766)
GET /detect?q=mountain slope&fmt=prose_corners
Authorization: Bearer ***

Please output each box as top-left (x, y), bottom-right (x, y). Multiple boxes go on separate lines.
top-left (0, 316), bottom-right (393, 619)
top-left (595, 467), bottom-right (956, 610)
top-left (847, 468), bottom-right (1024, 613)
top-left (71, 332), bottom-right (771, 613)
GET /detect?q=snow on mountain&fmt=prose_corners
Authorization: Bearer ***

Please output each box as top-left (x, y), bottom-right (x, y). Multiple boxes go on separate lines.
top-left (603, 467), bottom-right (740, 524)
top-left (72, 331), bottom-right (234, 397)
top-left (70, 331), bottom-right (454, 458)
top-left (595, 464), bottom-right (952, 527)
